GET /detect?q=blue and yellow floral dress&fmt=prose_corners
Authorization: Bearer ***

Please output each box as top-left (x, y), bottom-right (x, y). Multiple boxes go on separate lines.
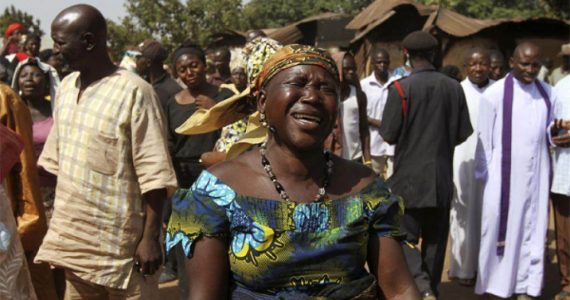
top-left (166, 170), bottom-right (403, 298)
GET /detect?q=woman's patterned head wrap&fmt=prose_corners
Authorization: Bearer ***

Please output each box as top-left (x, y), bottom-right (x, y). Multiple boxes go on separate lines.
top-left (255, 44), bottom-right (339, 91)
top-left (242, 37), bottom-right (282, 93)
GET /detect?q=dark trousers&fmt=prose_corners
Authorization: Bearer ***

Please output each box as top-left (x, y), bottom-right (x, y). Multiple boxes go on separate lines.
top-left (400, 205), bottom-right (450, 296)
top-left (552, 193), bottom-right (570, 289)
top-left (171, 162), bottom-right (202, 300)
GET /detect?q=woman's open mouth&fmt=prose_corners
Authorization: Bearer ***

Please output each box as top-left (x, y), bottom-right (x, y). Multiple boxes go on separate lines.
top-left (292, 113), bottom-right (322, 124)
top-left (291, 112), bottom-right (324, 130)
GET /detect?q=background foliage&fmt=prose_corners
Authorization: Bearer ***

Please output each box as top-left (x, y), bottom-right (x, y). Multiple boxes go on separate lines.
top-left (417, 0), bottom-right (569, 19)
top-left (0, 5), bottom-right (43, 37)
top-left (2, 0), bottom-right (568, 57)
top-left (114, 0), bottom-right (373, 52)
top-left (111, 0), bottom-right (570, 55)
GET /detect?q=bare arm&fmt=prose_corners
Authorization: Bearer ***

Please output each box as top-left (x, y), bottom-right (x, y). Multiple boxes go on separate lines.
top-left (551, 119), bottom-right (570, 147)
top-left (186, 237), bottom-right (230, 300)
top-left (368, 237), bottom-right (420, 300)
top-left (135, 188), bottom-right (166, 276)
top-left (368, 116), bottom-right (382, 129)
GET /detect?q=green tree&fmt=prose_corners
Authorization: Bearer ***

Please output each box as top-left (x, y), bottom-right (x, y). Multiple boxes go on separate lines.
top-left (418, 0), bottom-right (568, 19)
top-left (110, 0), bottom-right (372, 52)
top-left (106, 18), bottom-right (150, 60)
top-left (242, 0), bottom-right (311, 28)
top-left (0, 5), bottom-right (43, 37)
top-left (124, 0), bottom-right (189, 47)
top-left (242, 0), bottom-right (373, 29)
top-left (121, 0), bottom-right (243, 48)
top-left (185, 0), bottom-right (244, 45)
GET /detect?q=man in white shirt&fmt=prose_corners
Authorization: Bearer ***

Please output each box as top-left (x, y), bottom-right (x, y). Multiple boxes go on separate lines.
top-left (449, 48), bottom-right (494, 285)
top-left (361, 48), bottom-right (400, 178)
top-left (552, 74), bottom-right (570, 300)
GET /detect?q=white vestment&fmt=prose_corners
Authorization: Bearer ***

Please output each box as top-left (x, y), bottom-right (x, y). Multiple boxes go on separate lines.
top-left (474, 77), bottom-right (553, 298)
top-left (449, 79), bottom-right (494, 279)
top-left (340, 86), bottom-right (362, 160)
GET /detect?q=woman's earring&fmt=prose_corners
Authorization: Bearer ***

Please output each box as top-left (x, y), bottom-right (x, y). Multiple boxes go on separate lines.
top-left (260, 112), bottom-right (268, 127)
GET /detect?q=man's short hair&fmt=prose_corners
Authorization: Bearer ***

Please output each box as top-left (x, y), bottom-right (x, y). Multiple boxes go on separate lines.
top-left (138, 39), bottom-right (168, 63)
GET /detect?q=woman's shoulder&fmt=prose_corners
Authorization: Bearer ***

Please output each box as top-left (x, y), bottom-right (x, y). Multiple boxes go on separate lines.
top-left (173, 88), bottom-right (188, 98)
top-left (208, 150), bottom-right (262, 190)
top-left (328, 156), bottom-right (381, 199)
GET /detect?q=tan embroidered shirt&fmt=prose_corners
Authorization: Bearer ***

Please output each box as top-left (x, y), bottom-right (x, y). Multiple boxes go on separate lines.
top-left (35, 70), bottom-right (177, 289)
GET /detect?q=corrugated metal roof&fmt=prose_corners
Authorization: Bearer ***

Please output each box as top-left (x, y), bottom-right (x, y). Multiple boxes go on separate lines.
top-left (297, 12), bottom-right (346, 24)
top-left (346, 0), bottom-right (433, 30)
top-left (261, 28), bottom-right (278, 35)
top-left (424, 8), bottom-right (500, 37)
top-left (349, 1), bottom-right (569, 45)
top-left (267, 12), bottom-right (349, 45)
top-left (427, 8), bottom-right (569, 37)
top-left (267, 25), bottom-right (304, 45)
top-left (350, 10), bottom-right (396, 43)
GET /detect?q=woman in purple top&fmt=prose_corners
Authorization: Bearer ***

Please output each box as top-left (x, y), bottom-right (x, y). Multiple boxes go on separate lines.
top-left (12, 58), bottom-right (60, 223)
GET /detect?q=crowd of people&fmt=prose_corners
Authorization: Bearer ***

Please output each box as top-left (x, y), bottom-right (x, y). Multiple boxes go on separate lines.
top-left (0, 3), bottom-right (569, 300)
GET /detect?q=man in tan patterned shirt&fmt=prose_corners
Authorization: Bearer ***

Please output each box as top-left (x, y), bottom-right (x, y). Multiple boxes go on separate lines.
top-left (34, 5), bottom-right (177, 299)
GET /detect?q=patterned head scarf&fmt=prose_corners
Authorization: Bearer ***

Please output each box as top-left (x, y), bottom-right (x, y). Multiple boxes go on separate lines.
top-left (243, 37), bottom-right (283, 92)
top-left (255, 44), bottom-right (339, 92)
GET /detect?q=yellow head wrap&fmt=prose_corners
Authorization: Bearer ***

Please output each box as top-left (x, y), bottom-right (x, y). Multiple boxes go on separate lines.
top-left (226, 44), bottom-right (339, 159)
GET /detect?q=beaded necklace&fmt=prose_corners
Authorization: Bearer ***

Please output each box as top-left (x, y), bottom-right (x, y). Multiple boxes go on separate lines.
top-left (259, 141), bottom-right (333, 203)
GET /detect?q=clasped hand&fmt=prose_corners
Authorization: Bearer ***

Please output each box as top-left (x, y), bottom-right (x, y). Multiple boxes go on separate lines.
top-left (552, 118), bottom-right (570, 147)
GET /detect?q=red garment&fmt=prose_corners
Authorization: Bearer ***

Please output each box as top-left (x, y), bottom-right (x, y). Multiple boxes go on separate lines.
top-left (5, 42), bottom-right (20, 55)
top-left (15, 52), bottom-right (29, 62)
top-left (4, 22), bottom-right (25, 38)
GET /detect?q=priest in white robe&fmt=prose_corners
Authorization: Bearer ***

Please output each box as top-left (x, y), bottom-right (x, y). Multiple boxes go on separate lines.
top-left (449, 48), bottom-right (494, 284)
top-left (475, 42), bottom-right (560, 298)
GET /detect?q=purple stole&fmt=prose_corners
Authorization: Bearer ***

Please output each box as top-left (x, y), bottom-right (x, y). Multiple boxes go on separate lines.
top-left (498, 73), bottom-right (551, 256)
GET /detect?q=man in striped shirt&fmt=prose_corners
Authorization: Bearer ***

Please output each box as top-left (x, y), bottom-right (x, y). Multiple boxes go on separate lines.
top-left (34, 5), bottom-right (177, 299)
